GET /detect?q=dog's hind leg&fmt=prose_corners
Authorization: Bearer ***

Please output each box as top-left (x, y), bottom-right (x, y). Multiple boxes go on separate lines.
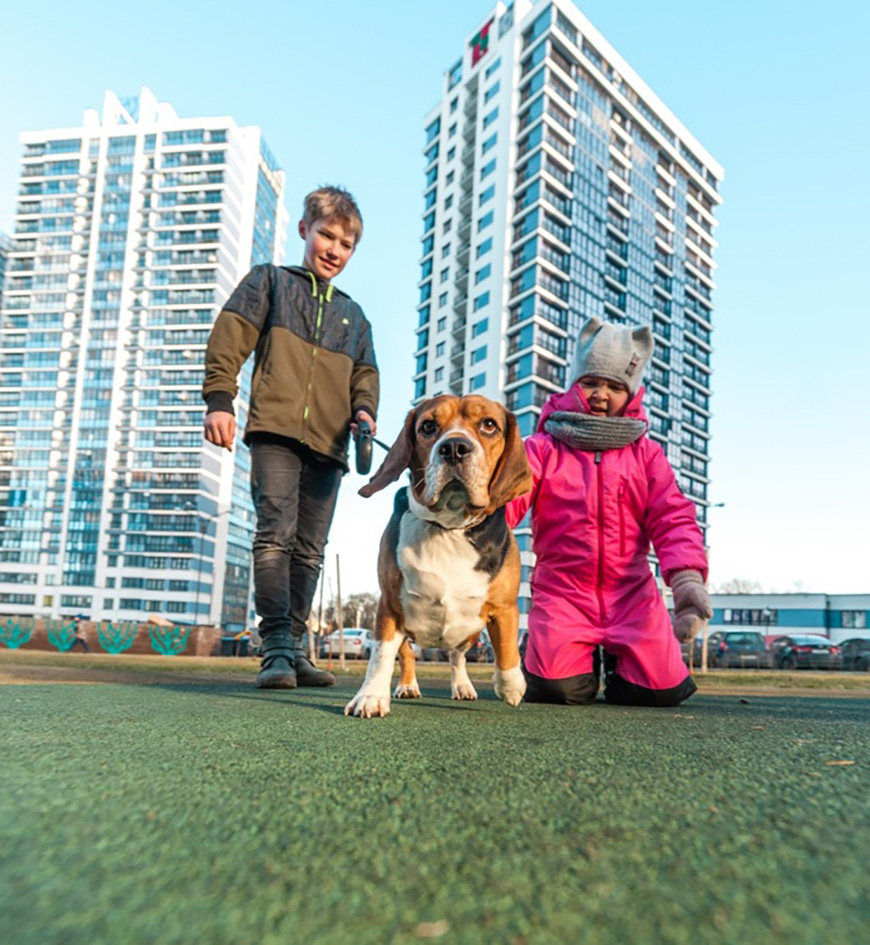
top-left (449, 644), bottom-right (478, 701)
top-left (394, 636), bottom-right (421, 699)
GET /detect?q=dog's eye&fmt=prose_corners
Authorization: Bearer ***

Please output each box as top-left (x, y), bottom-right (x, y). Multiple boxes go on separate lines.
top-left (479, 418), bottom-right (500, 435)
top-left (419, 419), bottom-right (438, 436)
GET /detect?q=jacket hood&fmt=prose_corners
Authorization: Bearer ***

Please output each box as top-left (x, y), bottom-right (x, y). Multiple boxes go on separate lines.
top-left (537, 383), bottom-right (648, 433)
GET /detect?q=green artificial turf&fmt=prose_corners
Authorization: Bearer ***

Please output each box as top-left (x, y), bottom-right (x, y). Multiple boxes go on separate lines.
top-left (2, 675), bottom-right (869, 945)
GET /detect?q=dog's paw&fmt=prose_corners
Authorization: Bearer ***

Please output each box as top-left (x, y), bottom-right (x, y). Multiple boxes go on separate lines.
top-left (494, 665), bottom-right (526, 707)
top-left (394, 680), bottom-right (421, 699)
top-left (451, 680), bottom-right (478, 701)
top-left (344, 691), bottom-right (391, 718)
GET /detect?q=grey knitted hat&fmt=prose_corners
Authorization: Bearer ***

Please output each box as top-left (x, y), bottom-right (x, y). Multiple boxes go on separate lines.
top-left (568, 317), bottom-right (653, 394)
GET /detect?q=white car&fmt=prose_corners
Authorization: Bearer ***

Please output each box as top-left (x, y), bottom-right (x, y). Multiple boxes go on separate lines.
top-left (320, 628), bottom-right (374, 659)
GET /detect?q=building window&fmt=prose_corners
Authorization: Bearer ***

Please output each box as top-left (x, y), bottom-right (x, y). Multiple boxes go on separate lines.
top-left (443, 219), bottom-right (452, 234)
top-left (470, 373), bottom-right (486, 390)
top-left (450, 97), bottom-right (459, 113)
top-left (842, 611), bottom-right (867, 629)
top-left (436, 341), bottom-right (445, 357)
top-left (439, 292), bottom-right (448, 308)
top-left (482, 133), bottom-right (498, 154)
top-left (425, 117), bottom-right (441, 143)
top-left (447, 146), bottom-right (456, 162)
top-left (415, 377), bottom-right (427, 399)
top-left (722, 609), bottom-right (779, 627)
top-left (421, 234), bottom-right (434, 257)
top-left (471, 345), bottom-right (487, 364)
top-left (419, 282), bottom-right (432, 303)
top-left (485, 57), bottom-right (501, 79)
top-left (434, 367), bottom-right (444, 382)
top-left (481, 159), bottom-right (496, 179)
top-left (437, 316), bottom-right (447, 331)
top-left (479, 185), bottom-right (495, 206)
top-left (478, 212), bottom-right (494, 232)
top-left (483, 107), bottom-right (499, 128)
top-left (415, 353), bottom-right (428, 374)
top-left (477, 237), bottom-right (493, 258)
top-left (449, 123), bottom-right (457, 138)
top-left (475, 264), bottom-right (491, 284)
top-left (473, 292), bottom-right (490, 311)
top-left (421, 259), bottom-right (433, 279)
top-left (444, 194), bottom-right (453, 210)
top-left (445, 170), bottom-right (455, 186)
top-left (472, 318), bottom-right (489, 337)
top-left (440, 267), bottom-right (450, 283)
top-left (484, 80), bottom-right (500, 103)
top-left (442, 243), bottom-right (451, 258)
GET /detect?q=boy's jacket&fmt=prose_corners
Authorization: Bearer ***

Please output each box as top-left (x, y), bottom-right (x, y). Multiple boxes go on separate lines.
top-left (203, 264), bottom-right (379, 468)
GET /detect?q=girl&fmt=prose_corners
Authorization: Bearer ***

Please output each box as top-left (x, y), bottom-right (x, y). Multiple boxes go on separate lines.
top-left (506, 317), bottom-right (711, 706)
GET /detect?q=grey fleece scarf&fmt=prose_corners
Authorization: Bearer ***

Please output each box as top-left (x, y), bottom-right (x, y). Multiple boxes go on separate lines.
top-left (544, 410), bottom-right (647, 451)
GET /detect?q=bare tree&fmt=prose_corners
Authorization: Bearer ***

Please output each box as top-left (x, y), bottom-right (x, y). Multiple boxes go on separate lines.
top-left (714, 578), bottom-right (763, 594)
top-left (321, 592), bottom-right (379, 629)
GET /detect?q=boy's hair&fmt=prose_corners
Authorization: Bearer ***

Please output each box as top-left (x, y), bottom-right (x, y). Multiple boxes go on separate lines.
top-left (302, 186), bottom-right (363, 245)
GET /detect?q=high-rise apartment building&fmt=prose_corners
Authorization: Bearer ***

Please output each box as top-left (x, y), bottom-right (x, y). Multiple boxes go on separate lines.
top-left (415, 1), bottom-right (722, 626)
top-left (0, 88), bottom-right (288, 628)
top-left (0, 233), bottom-right (10, 307)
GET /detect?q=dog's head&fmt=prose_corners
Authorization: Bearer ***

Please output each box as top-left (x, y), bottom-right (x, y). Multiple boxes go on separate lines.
top-left (359, 394), bottom-right (532, 527)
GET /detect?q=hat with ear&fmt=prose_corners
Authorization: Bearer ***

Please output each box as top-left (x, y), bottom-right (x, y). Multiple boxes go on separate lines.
top-left (568, 317), bottom-right (653, 394)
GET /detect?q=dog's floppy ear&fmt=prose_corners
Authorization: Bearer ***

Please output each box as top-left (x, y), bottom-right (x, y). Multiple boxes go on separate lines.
top-left (485, 409), bottom-right (532, 514)
top-left (358, 407), bottom-right (418, 498)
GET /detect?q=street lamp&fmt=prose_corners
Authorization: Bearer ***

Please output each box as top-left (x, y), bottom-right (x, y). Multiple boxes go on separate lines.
top-left (700, 502), bottom-right (726, 674)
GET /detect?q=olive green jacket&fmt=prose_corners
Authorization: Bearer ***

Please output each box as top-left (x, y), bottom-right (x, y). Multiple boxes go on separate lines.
top-left (203, 264), bottom-right (379, 468)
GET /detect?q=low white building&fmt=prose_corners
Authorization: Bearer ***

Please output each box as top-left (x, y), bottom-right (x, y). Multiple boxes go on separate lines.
top-left (709, 593), bottom-right (870, 644)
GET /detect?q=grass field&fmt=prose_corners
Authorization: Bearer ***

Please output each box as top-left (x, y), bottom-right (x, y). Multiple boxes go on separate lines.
top-left (2, 650), bottom-right (869, 945)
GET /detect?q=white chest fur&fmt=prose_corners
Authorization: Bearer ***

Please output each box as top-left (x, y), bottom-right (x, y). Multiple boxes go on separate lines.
top-left (397, 511), bottom-right (489, 650)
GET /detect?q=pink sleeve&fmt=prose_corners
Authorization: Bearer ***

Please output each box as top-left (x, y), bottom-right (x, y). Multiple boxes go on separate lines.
top-left (506, 435), bottom-right (548, 528)
top-left (642, 441), bottom-right (709, 584)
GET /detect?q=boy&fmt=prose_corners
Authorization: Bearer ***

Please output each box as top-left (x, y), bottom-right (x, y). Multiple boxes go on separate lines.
top-left (202, 186), bottom-right (378, 689)
top-left (506, 317), bottom-right (711, 706)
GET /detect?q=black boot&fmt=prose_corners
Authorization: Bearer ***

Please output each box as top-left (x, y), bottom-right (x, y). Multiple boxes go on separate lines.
top-left (292, 635), bottom-right (336, 687)
top-left (256, 630), bottom-right (297, 689)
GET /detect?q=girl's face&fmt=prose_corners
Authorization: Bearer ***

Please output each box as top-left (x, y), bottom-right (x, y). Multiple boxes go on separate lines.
top-left (578, 376), bottom-right (631, 416)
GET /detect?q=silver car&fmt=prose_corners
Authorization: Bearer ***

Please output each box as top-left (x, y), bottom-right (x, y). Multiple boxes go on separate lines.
top-left (319, 628), bottom-right (374, 659)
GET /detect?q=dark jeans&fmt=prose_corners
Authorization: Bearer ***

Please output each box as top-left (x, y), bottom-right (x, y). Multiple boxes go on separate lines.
top-left (250, 437), bottom-right (342, 641)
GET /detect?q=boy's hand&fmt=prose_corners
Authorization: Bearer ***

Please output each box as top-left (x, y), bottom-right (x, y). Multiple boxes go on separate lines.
top-left (350, 409), bottom-right (376, 437)
top-left (204, 411), bottom-right (236, 451)
top-left (670, 570), bottom-right (713, 642)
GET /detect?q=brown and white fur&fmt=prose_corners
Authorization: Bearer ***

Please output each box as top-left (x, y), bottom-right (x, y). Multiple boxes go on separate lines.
top-left (345, 395), bottom-right (532, 718)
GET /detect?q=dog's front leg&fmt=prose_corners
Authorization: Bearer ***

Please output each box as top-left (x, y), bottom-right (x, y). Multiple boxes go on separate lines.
top-left (345, 609), bottom-right (404, 718)
top-left (449, 644), bottom-right (478, 701)
top-left (487, 605), bottom-right (526, 707)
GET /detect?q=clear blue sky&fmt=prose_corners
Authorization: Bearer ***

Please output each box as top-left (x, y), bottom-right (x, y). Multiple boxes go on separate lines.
top-left (1, 1), bottom-right (868, 596)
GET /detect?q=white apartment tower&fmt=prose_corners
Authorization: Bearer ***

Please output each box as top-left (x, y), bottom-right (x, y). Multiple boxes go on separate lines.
top-left (414, 1), bottom-right (723, 626)
top-left (0, 88), bottom-right (288, 628)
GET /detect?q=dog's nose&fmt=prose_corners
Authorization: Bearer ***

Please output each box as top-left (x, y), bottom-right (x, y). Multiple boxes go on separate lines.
top-left (438, 436), bottom-right (474, 465)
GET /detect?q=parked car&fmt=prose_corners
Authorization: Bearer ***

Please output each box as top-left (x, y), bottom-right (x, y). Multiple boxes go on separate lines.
top-left (702, 630), bottom-right (770, 669)
top-left (319, 628), bottom-right (374, 659)
top-left (465, 629), bottom-right (494, 663)
top-left (421, 646), bottom-right (448, 662)
top-left (840, 637), bottom-right (870, 672)
top-left (769, 635), bottom-right (842, 670)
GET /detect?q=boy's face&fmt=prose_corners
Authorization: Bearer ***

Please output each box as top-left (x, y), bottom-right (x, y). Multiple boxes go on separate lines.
top-left (299, 216), bottom-right (356, 282)
top-left (578, 376), bottom-right (631, 417)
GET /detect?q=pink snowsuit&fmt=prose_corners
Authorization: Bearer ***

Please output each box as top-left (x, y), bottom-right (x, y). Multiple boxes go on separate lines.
top-left (506, 384), bottom-right (707, 695)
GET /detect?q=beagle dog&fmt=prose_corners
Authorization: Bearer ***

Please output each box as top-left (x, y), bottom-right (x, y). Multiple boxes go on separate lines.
top-left (345, 394), bottom-right (532, 718)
